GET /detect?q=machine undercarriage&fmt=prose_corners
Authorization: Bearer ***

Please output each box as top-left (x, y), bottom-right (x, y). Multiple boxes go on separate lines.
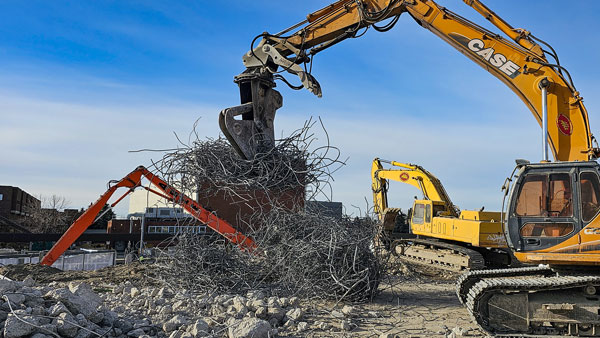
top-left (458, 266), bottom-right (600, 337)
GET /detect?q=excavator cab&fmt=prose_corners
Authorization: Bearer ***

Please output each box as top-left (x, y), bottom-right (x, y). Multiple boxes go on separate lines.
top-left (410, 199), bottom-right (447, 233)
top-left (505, 161), bottom-right (600, 262)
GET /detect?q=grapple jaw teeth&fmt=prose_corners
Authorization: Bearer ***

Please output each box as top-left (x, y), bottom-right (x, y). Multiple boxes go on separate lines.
top-left (219, 103), bottom-right (254, 160)
top-left (219, 73), bottom-right (282, 160)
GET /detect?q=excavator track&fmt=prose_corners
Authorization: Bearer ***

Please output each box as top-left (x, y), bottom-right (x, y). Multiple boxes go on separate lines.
top-left (465, 275), bottom-right (600, 337)
top-left (392, 238), bottom-right (485, 272)
top-left (456, 265), bottom-right (554, 304)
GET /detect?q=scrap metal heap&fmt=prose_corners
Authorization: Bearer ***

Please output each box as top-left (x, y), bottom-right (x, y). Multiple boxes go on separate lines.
top-left (149, 120), bottom-right (383, 302)
top-left (155, 210), bottom-right (381, 301)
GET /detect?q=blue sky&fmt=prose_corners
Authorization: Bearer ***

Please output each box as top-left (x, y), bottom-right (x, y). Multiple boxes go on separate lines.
top-left (1, 1), bottom-right (599, 217)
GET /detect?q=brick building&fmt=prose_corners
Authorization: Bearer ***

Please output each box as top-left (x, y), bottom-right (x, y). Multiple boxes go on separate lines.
top-left (0, 186), bottom-right (40, 218)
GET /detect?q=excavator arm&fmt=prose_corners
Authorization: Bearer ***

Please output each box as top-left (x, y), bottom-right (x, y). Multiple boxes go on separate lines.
top-left (221, 0), bottom-right (598, 161)
top-left (371, 158), bottom-right (459, 219)
top-left (40, 166), bottom-right (255, 266)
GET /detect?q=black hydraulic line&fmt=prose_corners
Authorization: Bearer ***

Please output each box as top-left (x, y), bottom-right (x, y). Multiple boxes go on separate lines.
top-left (373, 14), bottom-right (401, 32)
top-left (273, 74), bottom-right (304, 90)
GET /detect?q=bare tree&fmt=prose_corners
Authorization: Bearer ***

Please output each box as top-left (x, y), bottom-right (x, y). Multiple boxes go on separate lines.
top-left (25, 195), bottom-right (74, 233)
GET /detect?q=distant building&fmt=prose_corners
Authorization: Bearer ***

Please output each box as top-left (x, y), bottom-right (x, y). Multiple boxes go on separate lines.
top-left (108, 206), bottom-right (207, 251)
top-left (125, 189), bottom-right (205, 234)
top-left (305, 201), bottom-right (343, 219)
top-left (0, 186), bottom-right (40, 218)
top-left (63, 208), bottom-right (82, 222)
top-left (108, 209), bottom-right (206, 235)
top-left (127, 189), bottom-right (197, 217)
top-left (128, 206), bottom-right (187, 220)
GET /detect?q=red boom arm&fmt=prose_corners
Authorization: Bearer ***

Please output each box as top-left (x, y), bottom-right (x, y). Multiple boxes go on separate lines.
top-left (40, 166), bottom-right (256, 266)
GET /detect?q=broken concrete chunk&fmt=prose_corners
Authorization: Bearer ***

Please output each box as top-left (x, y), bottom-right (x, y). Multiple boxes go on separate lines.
top-left (68, 282), bottom-right (102, 306)
top-left (0, 280), bottom-right (17, 294)
top-left (278, 297), bottom-right (290, 308)
top-left (53, 312), bottom-right (79, 338)
top-left (254, 306), bottom-right (267, 319)
top-left (297, 321), bottom-right (308, 332)
top-left (163, 314), bottom-right (188, 333)
top-left (227, 317), bottom-right (271, 338)
top-left (130, 287), bottom-right (141, 298)
top-left (45, 288), bottom-right (103, 323)
top-left (3, 293), bottom-right (25, 307)
top-left (4, 313), bottom-right (37, 338)
top-left (330, 310), bottom-right (344, 318)
top-left (188, 319), bottom-right (210, 337)
top-left (267, 306), bottom-right (285, 322)
top-left (341, 305), bottom-right (355, 316)
top-left (22, 275), bottom-right (35, 287)
top-left (285, 307), bottom-right (304, 321)
top-left (248, 299), bottom-right (266, 311)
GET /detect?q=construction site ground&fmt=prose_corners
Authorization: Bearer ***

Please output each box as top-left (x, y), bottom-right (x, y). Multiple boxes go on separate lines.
top-left (0, 259), bottom-right (485, 338)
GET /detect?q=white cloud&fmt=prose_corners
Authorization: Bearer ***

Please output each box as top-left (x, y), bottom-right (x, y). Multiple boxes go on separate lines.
top-left (276, 111), bottom-right (541, 215)
top-left (0, 92), bottom-right (222, 217)
top-left (0, 86), bottom-right (562, 220)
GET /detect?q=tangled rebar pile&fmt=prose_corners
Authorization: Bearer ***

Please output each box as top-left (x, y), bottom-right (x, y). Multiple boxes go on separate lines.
top-left (146, 119), bottom-right (384, 301)
top-left (149, 118), bottom-right (342, 205)
top-left (250, 209), bottom-right (381, 301)
top-left (154, 210), bottom-right (381, 302)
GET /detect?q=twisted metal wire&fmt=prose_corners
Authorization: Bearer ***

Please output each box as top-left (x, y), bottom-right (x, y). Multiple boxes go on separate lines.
top-left (137, 118), bottom-right (385, 301)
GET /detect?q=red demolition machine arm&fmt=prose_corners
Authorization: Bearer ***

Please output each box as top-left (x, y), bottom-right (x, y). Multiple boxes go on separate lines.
top-left (40, 166), bottom-right (256, 266)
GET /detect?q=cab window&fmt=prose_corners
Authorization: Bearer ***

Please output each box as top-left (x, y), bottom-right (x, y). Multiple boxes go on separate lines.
top-left (425, 204), bottom-right (431, 223)
top-left (515, 173), bottom-right (572, 217)
top-left (580, 172), bottom-right (600, 222)
top-left (433, 204), bottom-right (446, 217)
top-left (412, 204), bottom-right (425, 224)
top-left (520, 222), bottom-right (573, 237)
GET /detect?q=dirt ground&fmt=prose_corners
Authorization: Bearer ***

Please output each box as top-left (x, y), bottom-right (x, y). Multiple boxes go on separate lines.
top-left (294, 262), bottom-right (485, 338)
top-left (0, 261), bottom-right (485, 338)
top-left (0, 262), bottom-right (152, 284)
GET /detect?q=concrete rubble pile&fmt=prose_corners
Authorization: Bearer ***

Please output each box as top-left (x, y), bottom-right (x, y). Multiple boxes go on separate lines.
top-left (0, 275), bottom-right (364, 338)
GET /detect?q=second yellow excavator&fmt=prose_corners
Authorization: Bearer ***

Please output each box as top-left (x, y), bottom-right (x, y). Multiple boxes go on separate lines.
top-left (372, 158), bottom-right (510, 270)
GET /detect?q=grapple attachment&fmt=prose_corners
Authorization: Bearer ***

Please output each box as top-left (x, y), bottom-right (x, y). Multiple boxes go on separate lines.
top-left (219, 73), bottom-right (282, 160)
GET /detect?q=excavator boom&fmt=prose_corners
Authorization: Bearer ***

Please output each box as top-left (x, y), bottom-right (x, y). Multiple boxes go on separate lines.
top-left (40, 166), bottom-right (255, 266)
top-left (371, 158), bottom-right (459, 218)
top-left (221, 0), bottom-right (598, 161)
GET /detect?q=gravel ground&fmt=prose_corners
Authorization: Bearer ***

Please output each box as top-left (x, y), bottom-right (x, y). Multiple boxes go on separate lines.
top-left (0, 261), bottom-right (485, 338)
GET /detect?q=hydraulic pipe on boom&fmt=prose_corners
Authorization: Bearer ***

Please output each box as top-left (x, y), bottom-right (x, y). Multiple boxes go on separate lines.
top-left (40, 166), bottom-right (256, 266)
top-left (540, 77), bottom-right (550, 162)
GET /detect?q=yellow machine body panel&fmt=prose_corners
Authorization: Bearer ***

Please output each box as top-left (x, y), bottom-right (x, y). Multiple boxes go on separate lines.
top-left (459, 210), bottom-right (502, 222)
top-left (410, 200), bottom-right (507, 248)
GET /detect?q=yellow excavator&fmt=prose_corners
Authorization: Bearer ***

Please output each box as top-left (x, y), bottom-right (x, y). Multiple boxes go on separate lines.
top-left (219, 0), bottom-right (600, 335)
top-left (372, 158), bottom-right (510, 270)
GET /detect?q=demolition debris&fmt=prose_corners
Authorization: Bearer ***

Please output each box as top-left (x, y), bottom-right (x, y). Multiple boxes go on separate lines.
top-left (141, 119), bottom-right (384, 301)
top-left (155, 210), bottom-right (382, 302)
